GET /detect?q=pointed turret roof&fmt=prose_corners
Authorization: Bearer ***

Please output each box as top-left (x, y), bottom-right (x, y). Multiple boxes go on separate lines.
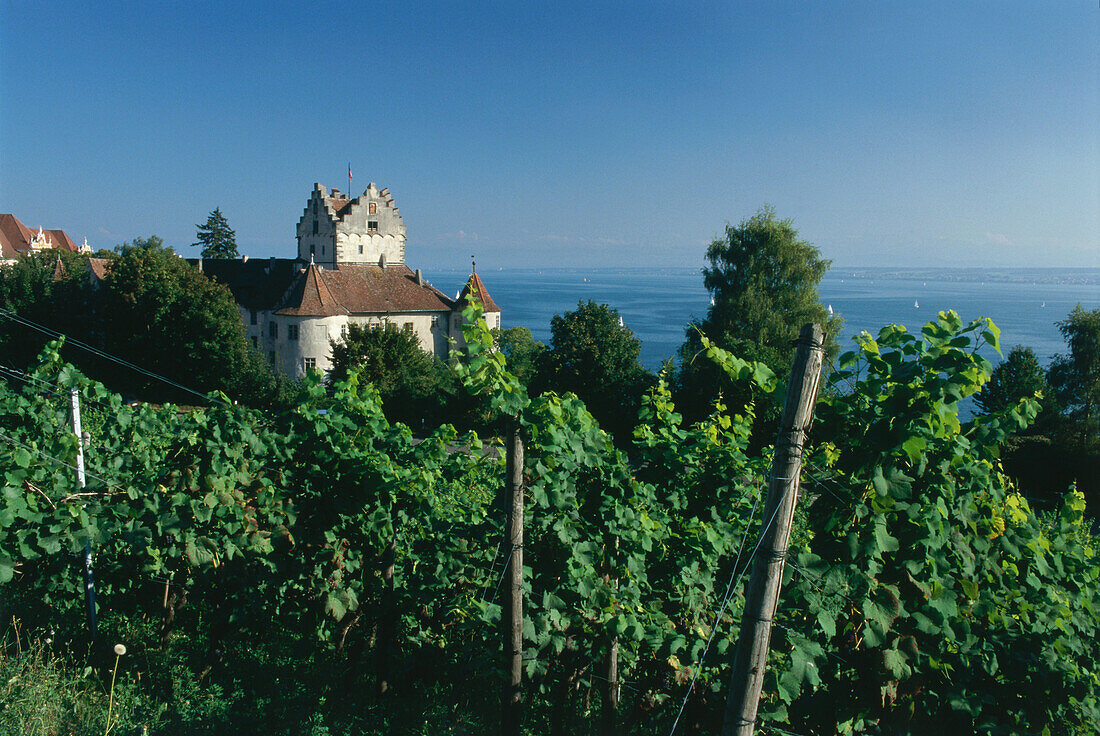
top-left (275, 263), bottom-right (349, 317)
top-left (51, 257), bottom-right (68, 281)
top-left (455, 272), bottom-right (500, 313)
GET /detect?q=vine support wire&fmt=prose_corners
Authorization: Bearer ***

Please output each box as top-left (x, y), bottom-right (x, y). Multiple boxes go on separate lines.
top-left (69, 388), bottom-right (97, 640)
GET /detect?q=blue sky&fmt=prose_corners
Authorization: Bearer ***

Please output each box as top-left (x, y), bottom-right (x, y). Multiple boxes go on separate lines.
top-left (2, 2), bottom-right (1096, 269)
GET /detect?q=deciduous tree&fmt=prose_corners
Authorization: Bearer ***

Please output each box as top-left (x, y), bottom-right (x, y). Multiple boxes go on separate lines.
top-left (676, 206), bottom-right (840, 423)
top-left (537, 300), bottom-right (653, 440)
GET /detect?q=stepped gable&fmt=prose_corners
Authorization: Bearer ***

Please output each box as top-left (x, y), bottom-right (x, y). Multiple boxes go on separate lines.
top-left (455, 272), bottom-right (501, 313)
top-left (319, 264), bottom-right (455, 313)
top-left (189, 258), bottom-right (302, 310)
top-left (275, 263), bottom-right (348, 317)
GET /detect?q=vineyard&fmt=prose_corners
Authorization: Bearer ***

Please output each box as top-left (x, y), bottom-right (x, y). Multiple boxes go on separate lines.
top-left (0, 304), bottom-right (1097, 735)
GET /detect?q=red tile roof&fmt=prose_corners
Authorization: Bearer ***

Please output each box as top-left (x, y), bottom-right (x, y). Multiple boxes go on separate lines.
top-left (274, 264), bottom-right (456, 316)
top-left (0, 214), bottom-right (34, 257)
top-left (455, 272), bottom-right (501, 313)
top-left (0, 214), bottom-right (83, 255)
top-left (87, 257), bottom-right (111, 281)
top-left (274, 264), bottom-right (349, 317)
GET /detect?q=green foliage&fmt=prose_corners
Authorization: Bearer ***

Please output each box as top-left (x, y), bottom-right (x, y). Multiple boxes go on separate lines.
top-left (0, 305), bottom-right (1095, 735)
top-left (677, 206), bottom-right (840, 424)
top-left (192, 208), bottom-right (239, 260)
top-left (328, 322), bottom-right (452, 427)
top-left (0, 249), bottom-right (96, 369)
top-left (975, 345), bottom-right (1051, 418)
top-left (494, 326), bottom-right (545, 387)
top-left (99, 236), bottom-right (273, 403)
top-left (768, 311), bottom-right (1100, 735)
top-left (1048, 304), bottom-right (1100, 437)
top-left (537, 300), bottom-right (655, 441)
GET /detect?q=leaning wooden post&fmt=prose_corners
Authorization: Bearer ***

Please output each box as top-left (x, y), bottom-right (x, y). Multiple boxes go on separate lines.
top-left (722, 323), bottom-right (824, 736)
top-left (501, 419), bottom-right (525, 736)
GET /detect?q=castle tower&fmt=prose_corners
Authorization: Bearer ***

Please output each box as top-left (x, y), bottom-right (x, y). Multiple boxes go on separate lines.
top-left (295, 182), bottom-right (406, 267)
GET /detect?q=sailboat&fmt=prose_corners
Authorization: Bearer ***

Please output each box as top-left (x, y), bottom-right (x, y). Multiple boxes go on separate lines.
top-left (827, 304), bottom-right (834, 316)
top-left (914, 300), bottom-right (919, 309)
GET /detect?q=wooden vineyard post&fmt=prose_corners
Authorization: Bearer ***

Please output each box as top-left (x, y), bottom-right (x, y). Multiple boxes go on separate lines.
top-left (501, 419), bottom-right (525, 736)
top-left (721, 323), bottom-right (824, 736)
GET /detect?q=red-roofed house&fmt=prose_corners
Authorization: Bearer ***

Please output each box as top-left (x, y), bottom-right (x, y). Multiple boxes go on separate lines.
top-left (192, 182), bottom-right (501, 377)
top-left (0, 214), bottom-right (91, 265)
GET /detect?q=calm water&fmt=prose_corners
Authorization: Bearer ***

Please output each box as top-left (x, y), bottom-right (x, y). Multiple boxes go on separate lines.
top-left (424, 267), bottom-right (1100, 371)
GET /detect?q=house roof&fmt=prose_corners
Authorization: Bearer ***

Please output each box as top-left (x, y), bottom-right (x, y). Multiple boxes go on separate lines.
top-left (187, 258), bottom-right (304, 310)
top-left (87, 257), bottom-right (111, 281)
top-left (274, 264), bottom-right (348, 317)
top-left (455, 272), bottom-right (501, 313)
top-left (316, 265), bottom-right (455, 314)
top-left (0, 214), bottom-right (34, 257)
top-left (193, 258), bottom-right (466, 317)
top-left (0, 214), bottom-right (82, 255)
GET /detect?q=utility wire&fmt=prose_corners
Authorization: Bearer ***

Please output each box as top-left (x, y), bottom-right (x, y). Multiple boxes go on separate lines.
top-left (0, 308), bottom-right (229, 406)
top-left (0, 431), bottom-right (127, 498)
top-left (667, 479), bottom-right (788, 736)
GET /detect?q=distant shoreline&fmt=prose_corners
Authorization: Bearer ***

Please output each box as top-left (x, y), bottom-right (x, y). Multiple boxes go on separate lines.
top-left (427, 266), bottom-right (1100, 287)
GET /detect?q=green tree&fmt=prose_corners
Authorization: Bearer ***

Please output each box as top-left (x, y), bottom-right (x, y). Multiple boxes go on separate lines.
top-left (329, 322), bottom-right (449, 426)
top-left (494, 325), bottom-right (545, 387)
top-left (975, 345), bottom-right (1051, 418)
top-left (1048, 304), bottom-right (1100, 437)
top-left (676, 206), bottom-right (840, 423)
top-left (536, 300), bottom-right (654, 440)
top-left (100, 236), bottom-right (273, 402)
top-left (0, 249), bottom-right (96, 370)
top-left (192, 207), bottom-right (238, 259)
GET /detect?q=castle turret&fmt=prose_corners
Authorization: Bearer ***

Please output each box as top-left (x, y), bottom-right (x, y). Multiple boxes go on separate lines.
top-left (296, 182), bottom-right (406, 267)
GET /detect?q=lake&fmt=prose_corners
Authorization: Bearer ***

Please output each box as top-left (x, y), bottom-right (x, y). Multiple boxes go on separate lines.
top-left (424, 267), bottom-right (1100, 371)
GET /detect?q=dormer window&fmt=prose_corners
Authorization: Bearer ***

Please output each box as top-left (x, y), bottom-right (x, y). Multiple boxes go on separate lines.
top-left (368, 221), bottom-right (378, 233)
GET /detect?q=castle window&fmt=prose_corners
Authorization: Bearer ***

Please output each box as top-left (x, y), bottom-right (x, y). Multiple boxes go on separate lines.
top-left (250, 309), bottom-right (257, 325)
top-left (303, 357), bottom-right (316, 371)
top-left (369, 202), bottom-right (377, 214)
top-left (321, 246), bottom-right (325, 255)
top-left (269, 351), bottom-right (276, 363)
top-left (251, 336), bottom-right (258, 348)
top-left (403, 322), bottom-right (414, 334)
top-left (358, 244), bottom-right (363, 254)
top-left (368, 221), bottom-right (378, 233)
top-left (431, 316), bottom-right (439, 328)
top-left (269, 322), bottom-right (278, 339)
top-left (288, 324), bottom-right (299, 341)
top-left (341, 323), bottom-right (348, 337)
top-left (313, 220), bottom-right (318, 235)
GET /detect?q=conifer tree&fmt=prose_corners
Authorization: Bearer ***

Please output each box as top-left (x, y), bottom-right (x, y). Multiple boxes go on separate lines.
top-left (192, 207), bottom-right (238, 259)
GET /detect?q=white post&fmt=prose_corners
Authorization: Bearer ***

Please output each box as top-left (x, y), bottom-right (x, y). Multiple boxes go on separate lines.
top-left (70, 388), bottom-right (97, 639)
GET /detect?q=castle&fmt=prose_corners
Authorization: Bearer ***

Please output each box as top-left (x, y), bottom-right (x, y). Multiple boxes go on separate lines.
top-left (194, 182), bottom-right (500, 377)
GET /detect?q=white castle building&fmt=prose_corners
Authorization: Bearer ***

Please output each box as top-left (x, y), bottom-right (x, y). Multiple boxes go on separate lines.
top-left (193, 182), bottom-right (500, 377)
